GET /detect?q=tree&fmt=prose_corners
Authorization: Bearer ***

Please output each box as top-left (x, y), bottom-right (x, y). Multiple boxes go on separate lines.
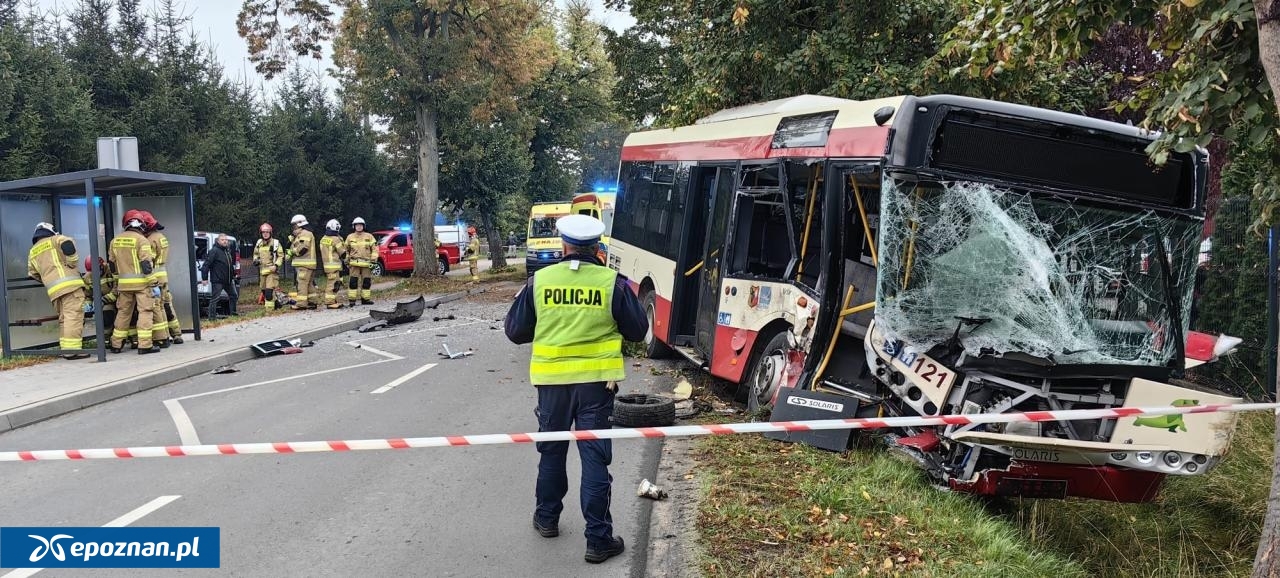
top-left (239, 0), bottom-right (550, 277)
top-left (439, 112), bottom-right (531, 268)
top-left (935, 1), bottom-right (1280, 574)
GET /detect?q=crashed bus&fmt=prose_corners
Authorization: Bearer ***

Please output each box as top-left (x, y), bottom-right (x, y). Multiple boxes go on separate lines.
top-left (607, 94), bottom-right (1243, 502)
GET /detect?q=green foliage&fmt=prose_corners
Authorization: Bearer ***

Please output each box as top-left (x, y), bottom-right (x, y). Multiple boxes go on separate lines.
top-left (935, 0), bottom-right (1280, 226)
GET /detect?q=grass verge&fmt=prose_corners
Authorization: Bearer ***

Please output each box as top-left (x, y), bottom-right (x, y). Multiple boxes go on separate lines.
top-left (692, 390), bottom-right (1273, 577)
top-left (694, 431), bottom-right (1087, 577)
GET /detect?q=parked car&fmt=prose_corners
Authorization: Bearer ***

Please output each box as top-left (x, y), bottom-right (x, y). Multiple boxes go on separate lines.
top-left (370, 228), bottom-right (460, 276)
top-left (194, 231), bottom-right (240, 316)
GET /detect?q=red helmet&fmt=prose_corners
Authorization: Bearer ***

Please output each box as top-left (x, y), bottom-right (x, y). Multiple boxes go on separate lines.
top-left (467, 226), bottom-right (477, 235)
top-left (139, 211), bottom-right (158, 230)
top-left (83, 256), bottom-right (105, 273)
top-left (260, 223), bottom-right (273, 233)
top-left (84, 256), bottom-right (93, 271)
top-left (122, 209), bottom-right (145, 229)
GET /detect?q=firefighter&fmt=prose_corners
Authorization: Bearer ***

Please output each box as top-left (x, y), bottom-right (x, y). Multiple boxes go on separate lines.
top-left (109, 211), bottom-right (161, 354)
top-left (139, 212), bottom-right (183, 347)
top-left (319, 219), bottom-right (347, 308)
top-left (467, 226), bottom-right (481, 281)
top-left (502, 214), bottom-right (648, 565)
top-left (253, 223), bottom-right (285, 311)
top-left (289, 214), bottom-right (318, 310)
top-left (345, 217), bottom-right (376, 305)
top-left (83, 256), bottom-right (117, 335)
top-left (27, 222), bottom-right (89, 360)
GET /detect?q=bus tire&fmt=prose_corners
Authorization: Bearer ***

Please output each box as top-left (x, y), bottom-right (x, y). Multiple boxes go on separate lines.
top-left (613, 393), bottom-right (676, 427)
top-left (740, 330), bottom-right (790, 414)
top-left (642, 290), bottom-right (672, 359)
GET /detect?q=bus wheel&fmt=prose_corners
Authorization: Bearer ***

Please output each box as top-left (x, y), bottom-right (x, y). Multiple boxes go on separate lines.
top-left (742, 330), bottom-right (789, 415)
top-left (642, 291), bottom-right (672, 359)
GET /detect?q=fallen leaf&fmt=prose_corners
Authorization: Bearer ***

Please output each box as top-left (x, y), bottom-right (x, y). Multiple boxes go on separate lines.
top-left (883, 558), bottom-right (894, 570)
top-left (861, 488), bottom-right (872, 501)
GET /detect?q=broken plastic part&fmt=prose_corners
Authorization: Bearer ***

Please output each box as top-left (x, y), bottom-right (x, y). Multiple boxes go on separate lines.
top-left (874, 179), bottom-right (1198, 366)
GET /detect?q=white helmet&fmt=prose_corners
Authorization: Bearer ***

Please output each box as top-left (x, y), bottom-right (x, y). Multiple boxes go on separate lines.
top-left (126, 218), bottom-right (144, 229)
top-left (352, 217), bottom-right (366, 226)
top-left (34, 222), bottom-right (55, 234)
top-left (326, 219), bottom-right (341, 231)
top-left (290, 214), bottom-right (308, 227)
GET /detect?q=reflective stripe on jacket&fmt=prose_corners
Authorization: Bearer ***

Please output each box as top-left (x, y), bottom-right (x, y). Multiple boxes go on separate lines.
top-left (27, 235), bottom-right (83, 300)
top-left (529, 261), bottom-right (625, 385)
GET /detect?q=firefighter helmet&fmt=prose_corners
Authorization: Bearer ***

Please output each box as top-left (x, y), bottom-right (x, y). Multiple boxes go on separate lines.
top-left (122, 210), bottom-right (145, 230)
top-left (352, 217), bottom-right (366, 226)
top-left (290, 214), bottom-right (308, 227)
top-left (260, 223), bottom-right (273, 233)
top-left (34, 222), bottom-right (55, 235)
top-left (139, 211), bottom-right (157, 231)
top-left (326, 219), bottom-right (341, 231)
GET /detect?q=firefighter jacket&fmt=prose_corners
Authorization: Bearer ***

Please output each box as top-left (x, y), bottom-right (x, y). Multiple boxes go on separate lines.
top-left (319, 231), bottom-right (346, 273)
top-left (254, 238), bottom-right (284, 274)
top-left (28, 232), bottom-right (83, 301)
top-left (83, 269), bottom-right (118, 311)
top-left (344, 232), bottom-right (377, 268)
top-left (467, 237), bottom-right (481, 262)
top-left (290, 228), bottom-right (317, 269)
top-left (110, 230), bottom-right (157, 292)
top-left (146, 231), bottom-right (170, 286)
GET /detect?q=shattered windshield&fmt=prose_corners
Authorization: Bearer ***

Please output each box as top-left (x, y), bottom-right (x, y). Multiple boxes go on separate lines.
top-left (875, 178), bottom-right (1200, 366)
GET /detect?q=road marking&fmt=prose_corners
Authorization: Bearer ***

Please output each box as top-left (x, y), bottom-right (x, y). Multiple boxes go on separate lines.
top-left (1, 495), bottom-right (181, 578)
top-left (164, 399), bottom-right (201, 446)
top-left (163, 344), bottom-right (404, 444)
top-left (343, 342), bottom-right (402, 360)
top-left (371, 363), bottom-right (438, 394)
top-left (345, 319), bottom-right (488, 343)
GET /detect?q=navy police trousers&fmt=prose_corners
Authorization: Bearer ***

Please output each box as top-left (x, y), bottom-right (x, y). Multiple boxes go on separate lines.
top-left (534, 382), bottom-right (615, 548)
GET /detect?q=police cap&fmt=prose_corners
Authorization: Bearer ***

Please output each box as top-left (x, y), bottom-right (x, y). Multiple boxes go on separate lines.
top-left (556, 214), bottom-right (605, 246)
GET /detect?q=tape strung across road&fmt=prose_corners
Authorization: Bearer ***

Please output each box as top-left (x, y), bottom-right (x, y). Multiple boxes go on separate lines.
top-left (3, 402), bottom-right (1276, 462)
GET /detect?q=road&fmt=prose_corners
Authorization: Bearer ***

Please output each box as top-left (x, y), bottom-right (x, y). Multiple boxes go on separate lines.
top-left (0, 296), bottom-right (672, 577)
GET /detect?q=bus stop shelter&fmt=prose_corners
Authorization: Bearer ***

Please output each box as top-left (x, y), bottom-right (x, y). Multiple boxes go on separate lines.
top-left (0, 169), bottom-right (205, 362)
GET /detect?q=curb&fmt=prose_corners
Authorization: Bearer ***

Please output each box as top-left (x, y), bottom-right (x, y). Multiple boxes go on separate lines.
top-left (0, 284), bottom-right (502, 434)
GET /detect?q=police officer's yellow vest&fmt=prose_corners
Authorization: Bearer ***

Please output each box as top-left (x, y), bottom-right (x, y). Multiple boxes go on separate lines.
top-left (291, 229), bottom-right (317, 269)
top-left (27, 235), bottom-right (83, 300)
top-left (146, 231), bottom-right (170, 284)
top-left (529, 261), bottom-right (625, 386)
top-left (345, 232), bottom-right (377, 268)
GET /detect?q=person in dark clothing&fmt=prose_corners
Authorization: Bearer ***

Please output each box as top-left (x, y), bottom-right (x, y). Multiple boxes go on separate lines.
top-left (504, 214), bottom-right (648, 565)
top-left (201, 234), bottom-right (238, 319)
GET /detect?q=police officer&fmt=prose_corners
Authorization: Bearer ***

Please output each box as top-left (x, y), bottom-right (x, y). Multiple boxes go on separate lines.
top-left (503, 214), bottom-right (647, 565)
top-left (345, 217), bottom-right (376, 305)
top-left (289, 214), bottom-right (318, 310)
top-left (27, 223), bottom-right (89, 360)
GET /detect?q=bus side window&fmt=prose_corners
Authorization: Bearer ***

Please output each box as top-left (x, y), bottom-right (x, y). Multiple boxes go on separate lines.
top-left (789, 161), bottom-right (824, 290)
top-left (728, 163), bottom-right (790, 279)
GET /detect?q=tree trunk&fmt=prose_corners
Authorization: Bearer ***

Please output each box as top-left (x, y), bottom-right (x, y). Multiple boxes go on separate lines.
top-left (480, 207), bottom-right (508, 269)
top-left (1260, 2), bottom-right (1280, 115)
top-left (412, 101), bottom-right (441, 277)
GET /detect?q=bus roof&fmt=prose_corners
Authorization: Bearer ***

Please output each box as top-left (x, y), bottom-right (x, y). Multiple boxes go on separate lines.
top-left (622, 95), bottom-right (906, 162)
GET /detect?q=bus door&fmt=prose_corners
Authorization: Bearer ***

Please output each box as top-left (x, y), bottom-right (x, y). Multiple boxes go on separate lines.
top-left (670, 164), bottom-right (735, 355)
top-left (694, 165), bottom-right (736, 356)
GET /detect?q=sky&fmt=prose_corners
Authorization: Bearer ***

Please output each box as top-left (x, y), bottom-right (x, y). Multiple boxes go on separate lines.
top-left (33, 0), bottom-right (636, 96)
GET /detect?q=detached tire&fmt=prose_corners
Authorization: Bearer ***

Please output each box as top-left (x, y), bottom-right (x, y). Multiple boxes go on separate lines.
top-left (614, 393), bottom-right (676, 427)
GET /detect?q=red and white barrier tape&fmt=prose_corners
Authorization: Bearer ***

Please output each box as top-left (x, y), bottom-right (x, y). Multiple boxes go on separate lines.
top-left (3, 402), bottom-right (1276, 462)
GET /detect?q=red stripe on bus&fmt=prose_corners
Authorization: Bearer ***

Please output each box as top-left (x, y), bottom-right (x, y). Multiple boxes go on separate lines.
top-left (620, 127), bottom-right (890, 162)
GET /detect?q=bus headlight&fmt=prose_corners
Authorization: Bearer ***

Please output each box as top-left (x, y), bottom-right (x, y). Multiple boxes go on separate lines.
top-left (1135, 451), bottom-right (1154, 464)
top-left (1162, 452), bottom-right (1182, 467)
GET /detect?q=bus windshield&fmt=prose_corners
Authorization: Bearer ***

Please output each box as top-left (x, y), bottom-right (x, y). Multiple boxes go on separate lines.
top-left (875, 178), bottom-right (1199, 367)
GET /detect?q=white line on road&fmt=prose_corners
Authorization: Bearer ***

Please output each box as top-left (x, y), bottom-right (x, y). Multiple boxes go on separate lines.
top-left (1, 495), bottom-right (181, 578)
top-left (343, 342), bottom-right (403, 360)
top-left (371, 363), bottom-right (438, 394)
top-left (344, 319), bottom-right (489, 343)
top-left (164, 399), bottom-right (201, 446)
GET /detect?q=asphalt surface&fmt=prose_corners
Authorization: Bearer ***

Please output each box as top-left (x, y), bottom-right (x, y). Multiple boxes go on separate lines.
top-left (0, 297), bottom-right (674, 577)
